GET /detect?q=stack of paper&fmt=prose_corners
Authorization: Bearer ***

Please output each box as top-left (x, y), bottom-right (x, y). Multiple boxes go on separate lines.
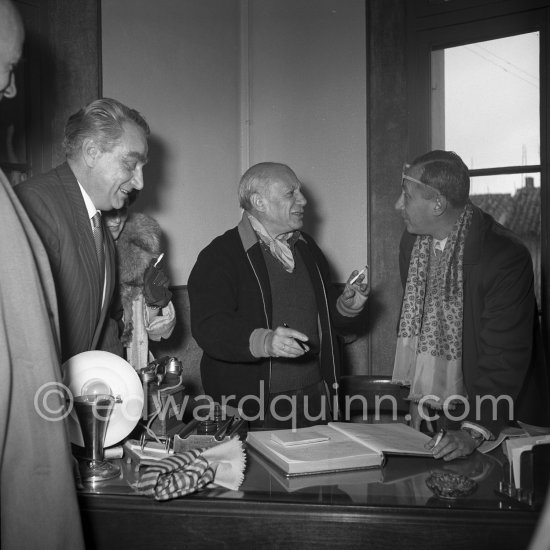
top-left (504, 434), bottom-right (550, 489)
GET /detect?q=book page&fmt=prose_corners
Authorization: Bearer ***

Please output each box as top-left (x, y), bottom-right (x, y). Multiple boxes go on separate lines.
top-left (328, 422), bottom-right (432, 456)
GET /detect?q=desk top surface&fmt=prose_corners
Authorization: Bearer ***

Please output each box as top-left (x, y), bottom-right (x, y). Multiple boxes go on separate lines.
top-left (78, 441), bottom-right (537, 514)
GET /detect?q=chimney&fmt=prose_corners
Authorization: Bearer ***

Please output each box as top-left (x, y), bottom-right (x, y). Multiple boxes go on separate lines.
top-left (525, 176), bottom-right (534, 189)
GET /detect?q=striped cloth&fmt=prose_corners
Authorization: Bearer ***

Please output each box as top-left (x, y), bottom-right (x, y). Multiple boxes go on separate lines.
top-left (136, 449), bottom-right (216, 501)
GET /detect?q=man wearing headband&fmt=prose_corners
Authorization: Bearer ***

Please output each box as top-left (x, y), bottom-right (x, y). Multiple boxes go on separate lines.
top-left (393, 150), bottom-right (550, 460)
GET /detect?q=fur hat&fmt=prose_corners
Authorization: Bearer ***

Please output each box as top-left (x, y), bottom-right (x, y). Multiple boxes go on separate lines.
top-left (116, 212), bottom-right (162, 345)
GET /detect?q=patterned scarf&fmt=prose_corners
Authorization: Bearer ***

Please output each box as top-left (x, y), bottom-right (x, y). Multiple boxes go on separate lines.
top-left (247, 214), bottom-right (299, 273)
top-left (392, 203), bottom-right (473, 408)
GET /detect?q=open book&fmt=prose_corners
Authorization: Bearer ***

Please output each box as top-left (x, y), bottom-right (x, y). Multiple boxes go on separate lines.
top-left (246, 422), bottom-right (432, 476)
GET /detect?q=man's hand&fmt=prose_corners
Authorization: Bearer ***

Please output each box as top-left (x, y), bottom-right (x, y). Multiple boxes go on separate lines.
top-left (339, 270), bottom-right (369, 312)
top-left (265, 326), bottom-right (309, 358)
top-left (426, 429), bottom-right (480, 461)
top-left (408, 401), bottom-right (435, 432)
top-left (143, 259), bottom-right (172, 308)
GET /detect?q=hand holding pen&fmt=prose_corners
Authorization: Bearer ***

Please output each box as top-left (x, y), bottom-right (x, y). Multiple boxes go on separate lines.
top-left (433, 429), bottom-right (446, 448)
top-left (264, 324), bottom-right (309, 358)
top-left (426, 428), bottom-right (446, 454)
top-left (283, 323), bottom-right (308, 352)
top-left (429, 428), bottom-right (482, 461)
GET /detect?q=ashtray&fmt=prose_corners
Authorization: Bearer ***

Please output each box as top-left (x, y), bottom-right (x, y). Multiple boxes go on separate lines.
top-left (426, 471), bottom-right (478, 500)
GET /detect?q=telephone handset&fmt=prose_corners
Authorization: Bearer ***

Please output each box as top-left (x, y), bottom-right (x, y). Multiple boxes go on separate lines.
top-left (139, 355), bottom-right (182, 386)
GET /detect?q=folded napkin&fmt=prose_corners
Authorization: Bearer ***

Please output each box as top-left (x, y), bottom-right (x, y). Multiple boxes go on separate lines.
top-left (136, 438), bottom-right (246, 501)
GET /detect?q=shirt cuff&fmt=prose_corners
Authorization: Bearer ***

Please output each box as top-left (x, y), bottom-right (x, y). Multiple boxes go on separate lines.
top-left (461, 421), bottom-right (494, 441)
top-left (249, 328), bottom-right (271, 358)
top-left (336, 294), bottom-right (364, 317)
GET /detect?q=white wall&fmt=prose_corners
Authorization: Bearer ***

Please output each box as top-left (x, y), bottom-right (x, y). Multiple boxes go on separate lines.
top-left (247, 0), bottom-right (367, 279)
top-left (102, 0), bottom-right (366, 284)
top-left (102, 0), bottom-right (242, 285)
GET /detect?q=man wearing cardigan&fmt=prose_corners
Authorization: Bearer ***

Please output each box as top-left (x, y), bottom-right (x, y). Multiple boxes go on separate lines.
top-left (189, 162), bottom-right (368, 429)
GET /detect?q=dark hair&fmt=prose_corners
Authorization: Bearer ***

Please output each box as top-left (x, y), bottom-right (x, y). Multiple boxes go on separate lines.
top-left (63, 97), bottom-right (150, 159)
top-left (410, 150), bottom-right (470, 208)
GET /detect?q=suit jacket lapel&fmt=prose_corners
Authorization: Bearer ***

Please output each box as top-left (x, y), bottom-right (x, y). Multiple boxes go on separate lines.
top-left (57, 164), bottom-right (105, 347)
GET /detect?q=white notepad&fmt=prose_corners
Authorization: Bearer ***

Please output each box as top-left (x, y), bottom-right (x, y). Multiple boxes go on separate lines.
top-left (271, 430), bottom-right (330, 447)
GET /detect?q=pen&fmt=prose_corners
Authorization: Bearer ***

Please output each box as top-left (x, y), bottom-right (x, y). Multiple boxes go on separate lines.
top-left (282, 323), bottom-right (308, 351)
top-left (349, 266), bottom-right (367, 285)
top-left (154, 253), bottom-right (164, 267)
top-left (434, 428), bottom-right (446, 447)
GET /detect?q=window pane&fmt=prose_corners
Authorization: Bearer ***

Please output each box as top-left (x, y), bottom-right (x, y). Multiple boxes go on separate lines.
top-left (432, 33), bottom-right (540, 169)
top-left (470, 174), bottom-right (541, 306)
top-left (431, 32), bottom-right (541, 306)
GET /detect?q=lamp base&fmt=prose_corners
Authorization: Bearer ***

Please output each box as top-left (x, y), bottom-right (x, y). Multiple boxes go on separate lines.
top-left (79, 459), bottom-right (121, 483)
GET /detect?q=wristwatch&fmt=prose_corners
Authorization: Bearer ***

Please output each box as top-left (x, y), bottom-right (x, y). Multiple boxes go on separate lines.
top-left (461, 426), bottom-right (486, 446)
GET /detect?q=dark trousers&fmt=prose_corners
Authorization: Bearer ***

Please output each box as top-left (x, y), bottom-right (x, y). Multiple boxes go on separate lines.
top-left (261, 380), bottom-right (332, 430)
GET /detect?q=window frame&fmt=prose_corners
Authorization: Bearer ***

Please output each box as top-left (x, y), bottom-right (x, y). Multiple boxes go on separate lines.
top-left (407, 1), bottom-right (550, 346)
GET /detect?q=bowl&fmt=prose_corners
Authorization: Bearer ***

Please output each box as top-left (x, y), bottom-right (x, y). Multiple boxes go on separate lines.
top-left (426, 471), bottom-right (478, 500)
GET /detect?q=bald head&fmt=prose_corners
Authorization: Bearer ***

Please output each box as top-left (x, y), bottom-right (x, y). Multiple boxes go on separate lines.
top-left (0, 0), bottom-right (24, 101)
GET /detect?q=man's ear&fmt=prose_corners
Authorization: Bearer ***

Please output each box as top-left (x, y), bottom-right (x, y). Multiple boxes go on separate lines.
top-left (82, 138), bottom-right (100, 168)
top-left (250, 192), bottom-right (266, 212)
top-left (433, 195), bottom-right (447, 216)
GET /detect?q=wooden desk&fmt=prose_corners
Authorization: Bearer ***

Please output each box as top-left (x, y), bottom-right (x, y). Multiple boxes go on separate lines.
top-left (78, 445), bottom-right (540, 550)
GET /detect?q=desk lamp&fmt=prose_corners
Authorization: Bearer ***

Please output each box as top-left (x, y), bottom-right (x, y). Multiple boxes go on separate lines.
top-left (62, 351), bottom-right (144, 483)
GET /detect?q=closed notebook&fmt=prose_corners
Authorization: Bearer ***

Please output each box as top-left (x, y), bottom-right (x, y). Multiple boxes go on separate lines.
top-left (270, 430), bottom-right (330, 447)
top-left (247, 422), bottom-right (432, 476)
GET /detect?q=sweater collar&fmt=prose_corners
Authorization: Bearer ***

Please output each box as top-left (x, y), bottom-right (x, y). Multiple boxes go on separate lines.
top-left (238, 211), bottom-right (259, 252)
top-left (237, 211), bottom-right (306, 252)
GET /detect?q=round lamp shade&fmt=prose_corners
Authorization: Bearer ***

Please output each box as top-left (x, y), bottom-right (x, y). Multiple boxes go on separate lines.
top-left (62, 351), bottom-right (144, 448)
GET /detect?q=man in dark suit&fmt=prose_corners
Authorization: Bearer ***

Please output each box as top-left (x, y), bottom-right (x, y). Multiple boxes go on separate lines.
top-left (392, 150), bottom-right (550, 461)
top-left (16, 97), bottom-right (150, 363)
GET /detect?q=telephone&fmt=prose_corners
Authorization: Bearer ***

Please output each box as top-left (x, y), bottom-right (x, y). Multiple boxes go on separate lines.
top-left (138, 355), bottom-right (183, 386)
top-left (138, 356), bottom-right (186, 437)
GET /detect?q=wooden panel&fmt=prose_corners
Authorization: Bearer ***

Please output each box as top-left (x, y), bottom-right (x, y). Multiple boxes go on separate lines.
top-left (10, 0), bottom-right (101, 175)
top-left (44, 0), bottom-right (101, 168)
top-left (366, 0), bottom-right (408, 375)
top-left (79, 494), bottom-right (537, 550)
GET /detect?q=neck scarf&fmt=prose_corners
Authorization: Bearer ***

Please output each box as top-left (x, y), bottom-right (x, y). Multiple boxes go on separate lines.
top-left (247, 214), bottom-right (299, 273)
top-left (392, 203), bottom-right (473, 408)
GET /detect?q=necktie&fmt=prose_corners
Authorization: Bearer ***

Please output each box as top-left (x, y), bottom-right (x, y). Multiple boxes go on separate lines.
top-left (92, 212), bottom-right (105, 282)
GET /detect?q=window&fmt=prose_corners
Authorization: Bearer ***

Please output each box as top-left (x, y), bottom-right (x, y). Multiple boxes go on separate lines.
top-left (407, 1), bottom-right (549, 343)
top-left (431, 32), bottom-right (541, 304)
